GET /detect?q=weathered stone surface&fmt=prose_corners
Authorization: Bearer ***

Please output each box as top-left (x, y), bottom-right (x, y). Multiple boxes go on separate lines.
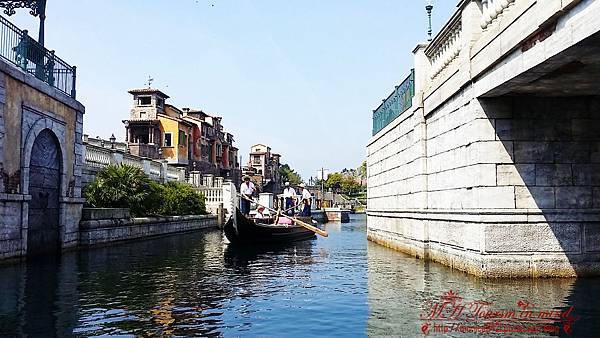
top-left (572, 119), bottom-right (597, 140)
top-left (584, 223), bottom-right (600, 252)
top-left (591, 142), bottom-right (600, 163)
top-left (497, 164), bottom-right (535, 186)
top-left (555, 142), bottom-right (590, 163)
top-left (82, 208), bottom-right (131, 221)
top-left (515, 186), bottom-right (555, 209)
top-left (485, 223), bottom-right (581, 253)
top-left (535, 164), bottom-right (572, 186)
top-left (514, 142), bottom-right (554, 163)
top-left (79, 215), bottom-right (218, 247)
top-left (555, 187), bottom-right (593, 208)
top-left (572, 164), bottom-right (600, 186)
top-left (594, 188), bottom-right (600, 209)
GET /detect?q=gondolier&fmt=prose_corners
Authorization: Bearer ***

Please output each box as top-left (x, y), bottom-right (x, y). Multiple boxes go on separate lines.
top-left (283, 182), bottom-right (296, 216)
top-left (240, 176), bottom-right (256, 216)
top-left (298, 183), bottom-right (312, 216)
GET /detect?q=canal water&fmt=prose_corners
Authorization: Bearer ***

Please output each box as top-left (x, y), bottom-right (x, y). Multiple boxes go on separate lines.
top-left (1, 214), bottom-right (599, 337)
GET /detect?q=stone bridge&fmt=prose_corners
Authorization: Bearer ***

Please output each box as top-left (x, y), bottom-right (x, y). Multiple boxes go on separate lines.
top-left (367, 0), bottom-right (600, 277)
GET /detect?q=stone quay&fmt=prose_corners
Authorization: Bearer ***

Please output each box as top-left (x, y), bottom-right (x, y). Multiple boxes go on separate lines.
top-left (367, 0), bottom-right (600, 278)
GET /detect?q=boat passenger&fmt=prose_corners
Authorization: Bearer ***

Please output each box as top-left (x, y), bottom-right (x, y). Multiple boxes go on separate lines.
top-left (254, 205), bottom-right (268, 219)
top-left (283, 182), bottom-right (296, 216)
top-left (298, 183), bottom-right (312, 217)
top-left (240, 176), bottom-right (256, 216)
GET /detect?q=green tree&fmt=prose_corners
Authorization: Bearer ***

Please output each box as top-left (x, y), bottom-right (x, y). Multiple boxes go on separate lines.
top-left (84, 164), bottom-right (162, 216)
top-left (357, 161), bottom-right (367, 180)
top-left (160, 181), bottom-right (206, 216)
top-left (325, 172), bottom-right (344, 192)
top-left (279, 163), bottom-right (303, 185)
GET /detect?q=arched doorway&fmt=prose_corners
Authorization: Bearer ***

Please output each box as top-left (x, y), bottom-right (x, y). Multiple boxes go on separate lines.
top-left (27, 129), bottom-right (62, 255)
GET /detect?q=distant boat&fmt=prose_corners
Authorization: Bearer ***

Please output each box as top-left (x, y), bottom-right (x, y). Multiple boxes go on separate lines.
top-left (224, 208), bottom-right (316, 245)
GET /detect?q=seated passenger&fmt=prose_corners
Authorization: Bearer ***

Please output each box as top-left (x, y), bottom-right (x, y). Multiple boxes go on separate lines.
top-left (254, 206), bottom-right (268, 219)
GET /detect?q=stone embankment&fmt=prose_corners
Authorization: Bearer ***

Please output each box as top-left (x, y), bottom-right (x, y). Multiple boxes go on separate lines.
top-left (79, 208), bottom-right (218, 247)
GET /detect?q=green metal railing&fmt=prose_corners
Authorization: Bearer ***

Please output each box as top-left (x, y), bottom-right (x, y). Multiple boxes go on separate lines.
top-left (0, 14), bottom-right (76, 98)
top-left (372, 69), bottom-right (414, 135)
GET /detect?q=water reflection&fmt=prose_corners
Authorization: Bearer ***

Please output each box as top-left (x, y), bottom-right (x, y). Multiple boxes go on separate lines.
top-left (0, 215), bottom-right (599, 336)
top-left (0, 219), bottom-right (368, 337)
top-left (367, 241), bottom-right (600, 336)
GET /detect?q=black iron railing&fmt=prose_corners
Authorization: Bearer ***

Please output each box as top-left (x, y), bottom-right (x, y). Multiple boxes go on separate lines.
top-left (0, 14), bottom-right (76, 98)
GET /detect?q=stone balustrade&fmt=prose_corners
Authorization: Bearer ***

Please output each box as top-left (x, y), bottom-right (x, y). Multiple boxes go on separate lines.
top-left (197, 186), bottom-right (224, 214)
top-left (427, 16), bottom-right (462, 80)
top-left (83, 142), bottom-right (186, 185)
top-left (481, 0), bottom-right (516, 30)
top-left (85, 144), bottom-right (112, 169)
top-left (187, 171), bottom-right (236, 216)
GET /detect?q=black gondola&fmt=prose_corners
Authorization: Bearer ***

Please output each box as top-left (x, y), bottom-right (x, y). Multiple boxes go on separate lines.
top-left (224, 208), bottom-right (317, 245)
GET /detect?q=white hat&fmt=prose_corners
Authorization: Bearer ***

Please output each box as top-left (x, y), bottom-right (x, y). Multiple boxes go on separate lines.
top-left (299, 183), bottom-right (306, 188)
top-left (285, 182), bottom-right (290, 186)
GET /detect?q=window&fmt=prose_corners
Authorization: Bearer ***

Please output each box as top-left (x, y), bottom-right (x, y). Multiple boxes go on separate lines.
top-left (138, 96), bottom-right (152, 106)
top-left (139, 111), bottom-right (147, 119)
top-left (164, 133), bottom-right (172, 147)
top-left (178, 130), bottom-right (187, 146)
top-left (156, 98), bottom-right (164, 107)
top-left (253, 155), bottom-right (261, 164)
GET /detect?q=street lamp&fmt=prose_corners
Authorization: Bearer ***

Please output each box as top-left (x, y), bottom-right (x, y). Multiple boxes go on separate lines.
top-left (425, 0), bottom-right (434, 41)
top-left (109, 134), bottom-right (116, 149)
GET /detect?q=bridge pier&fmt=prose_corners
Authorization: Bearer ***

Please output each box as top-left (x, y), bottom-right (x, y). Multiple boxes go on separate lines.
top-left (367, 0), bottom-right (600, 277)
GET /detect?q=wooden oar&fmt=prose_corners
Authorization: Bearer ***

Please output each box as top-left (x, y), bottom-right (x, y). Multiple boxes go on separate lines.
top-left (238, 194), bottom-right (328, 237)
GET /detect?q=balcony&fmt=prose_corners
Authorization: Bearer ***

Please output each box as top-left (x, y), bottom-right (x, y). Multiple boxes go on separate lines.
top-left (128, 143), bottom-right (159, 159)
top-left (0, 14), bottom-right (76, 98)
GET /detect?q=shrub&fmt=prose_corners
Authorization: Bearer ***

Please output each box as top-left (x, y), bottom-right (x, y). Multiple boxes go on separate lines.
top-left (85, 165), bottom-right (207, 217)
top-left (84, 164), bottom-right (162, 216)
top-left (159, 181), bottom-right (206, 216)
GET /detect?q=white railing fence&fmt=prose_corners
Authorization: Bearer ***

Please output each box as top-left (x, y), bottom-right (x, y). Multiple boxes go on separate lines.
top-left (481, 0), bottom-right (516, 30)
top-left (85, 145), bottom-right (112, 169)
top-left (428, 18), bottom-right (462, 80)
top-left (189, 172), bottom-right (238, 217)
top-left (84, 143), bottom-right (186, 184)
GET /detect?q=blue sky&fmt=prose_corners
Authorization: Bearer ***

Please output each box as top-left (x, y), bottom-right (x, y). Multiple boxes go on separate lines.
top-left (9, 0), bottom-right (457, 179)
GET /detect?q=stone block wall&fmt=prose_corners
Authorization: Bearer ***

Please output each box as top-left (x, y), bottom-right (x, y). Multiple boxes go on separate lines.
top-left (0, 56), bottom-right (85, 260)
top-left (367, 107), bottom-right (427, 211)
top-left (366, 0), bottom-right (600, 277)
top-left (367, 93), bottom-right (600, 277)
top-left (425, 87), bottom-right (515, 210)
top-left (79, 211), bottom-right (218, 247)
top-left (489, 97), bottom-right (600, 210)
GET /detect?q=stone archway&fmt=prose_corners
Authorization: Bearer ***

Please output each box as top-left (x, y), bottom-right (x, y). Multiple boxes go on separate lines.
top-left (27, 129), bottom-right (62, 255)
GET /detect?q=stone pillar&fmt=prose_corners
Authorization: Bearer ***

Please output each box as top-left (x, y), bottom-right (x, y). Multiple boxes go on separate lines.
top-left (160, 160), bottom-right (168, 183)
top-left (141, 159), bottom-right (152, 177)
top-left (460, 0), bottom-right (483, 78)
top-left (259, 193), bottom-right (274, 209)
top-left (125, 126), bottom-right (129, 142)
top-left (109, 150), bottom-right (123, 165)
top-left (222, 181), bottom-right (238, 216)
